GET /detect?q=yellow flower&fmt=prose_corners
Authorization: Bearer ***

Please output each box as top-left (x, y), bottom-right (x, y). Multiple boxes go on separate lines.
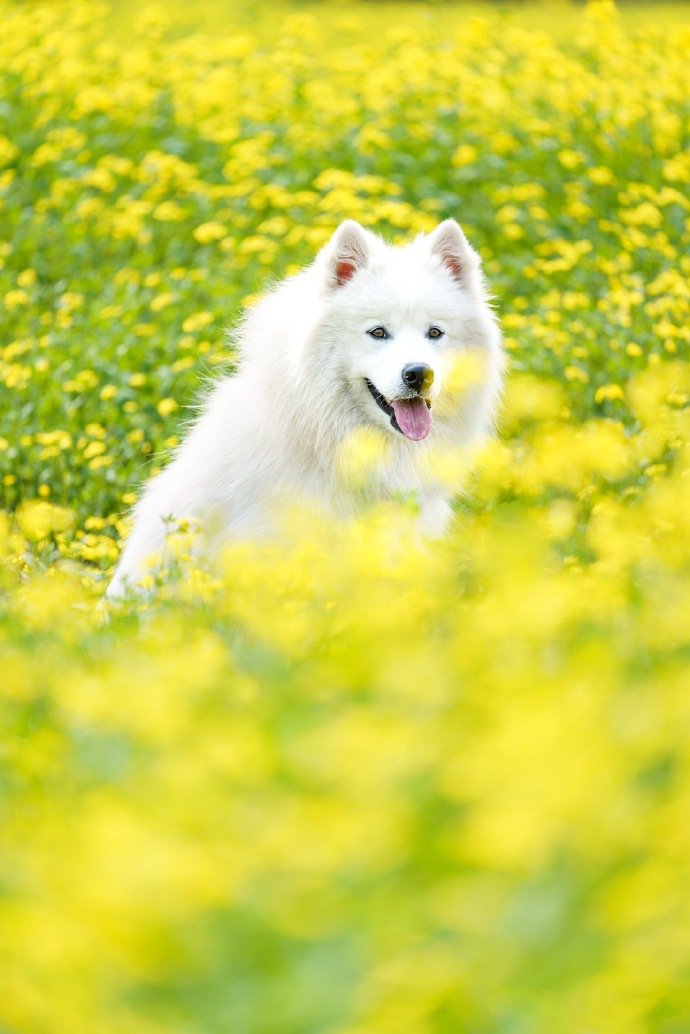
top-left (452, 144), bottom-right (478, 168)
top-left (0, 135), bottom-right (18, 167)
top-left (558, 149), bottom-right (585, 170)
top-left (82, 441), bottom-right (106, 460)
top-left (588, 166), bottom-right (615, 186)
top-left (4, 289), bottom-right (29, 308)
top-left (157, 398), bottom-right (179, 417)
top-left (193, 221), bottom-right (226, 244)
top-left (17, 269), bottom-right (36, 288)
top-left (182, 311), bottom-right (214, 333)
top-left (595, 383), bottom-right (625, 404)
top-left (150, 293), bottom-right (177, 312)
top-left (153, 201), bottom-right (186, 221)
top-left (18, 501), bottom-right (75, 540)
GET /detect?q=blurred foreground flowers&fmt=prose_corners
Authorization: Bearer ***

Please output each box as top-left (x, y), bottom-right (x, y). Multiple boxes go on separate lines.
top-left (3, 371), bottom-right (690, 1031)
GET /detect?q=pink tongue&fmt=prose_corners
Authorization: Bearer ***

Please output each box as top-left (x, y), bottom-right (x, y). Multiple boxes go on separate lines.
top-left (391, 397), bottom-right (432, 441)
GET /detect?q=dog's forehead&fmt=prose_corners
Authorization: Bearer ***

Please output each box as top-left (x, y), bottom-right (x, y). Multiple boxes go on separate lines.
top-left (354, 251), bottom-right (458, 318)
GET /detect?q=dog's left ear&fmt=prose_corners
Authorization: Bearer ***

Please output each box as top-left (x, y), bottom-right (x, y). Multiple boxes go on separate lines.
top-left (428, 219), bottom-right (481, 289)
top-left (326, 220), bottom-right (371, 288)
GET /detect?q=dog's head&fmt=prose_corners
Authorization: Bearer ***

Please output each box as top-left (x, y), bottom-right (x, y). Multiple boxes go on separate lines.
top-left (316, 219), bottom-right (500, 444)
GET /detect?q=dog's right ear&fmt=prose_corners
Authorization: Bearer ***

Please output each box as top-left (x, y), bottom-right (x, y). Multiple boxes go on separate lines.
top-left (326, 220), bottom-right (371, 288)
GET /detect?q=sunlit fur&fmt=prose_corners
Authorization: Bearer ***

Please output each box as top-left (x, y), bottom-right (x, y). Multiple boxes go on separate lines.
top-left (108, 219), bottom-right (502, 596)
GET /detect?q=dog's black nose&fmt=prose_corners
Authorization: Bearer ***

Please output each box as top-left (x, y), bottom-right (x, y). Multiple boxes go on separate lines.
top-left (402, 363), bottom-right (434, 393)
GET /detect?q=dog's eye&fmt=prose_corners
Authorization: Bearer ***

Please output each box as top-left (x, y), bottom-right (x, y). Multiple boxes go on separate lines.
top-left (427, 326), bottom-right (444, 340)
top-left (368, 326), bottom-right (389, 340)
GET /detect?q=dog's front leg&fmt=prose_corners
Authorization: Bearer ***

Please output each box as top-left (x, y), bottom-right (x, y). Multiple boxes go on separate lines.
top-left (418, 494), bottom-right (453, 539)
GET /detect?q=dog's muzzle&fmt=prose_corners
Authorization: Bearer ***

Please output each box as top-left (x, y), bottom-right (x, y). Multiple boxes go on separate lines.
top-left (366, 378), bottom-right (433, 442)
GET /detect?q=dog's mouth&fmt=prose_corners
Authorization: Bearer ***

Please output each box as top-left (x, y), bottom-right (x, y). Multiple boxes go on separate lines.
top-left (365, 379), bottom-right (432, 442)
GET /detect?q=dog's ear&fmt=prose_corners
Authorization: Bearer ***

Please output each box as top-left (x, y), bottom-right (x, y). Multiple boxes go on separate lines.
top-left (327, 220), bottom-right (371, 288)
top-left (428, 219), bottom-right (481, 289)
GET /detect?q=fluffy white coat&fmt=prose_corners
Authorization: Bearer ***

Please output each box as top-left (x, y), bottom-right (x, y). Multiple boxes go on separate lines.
top-left (107, 219), bottom-right (502, 597)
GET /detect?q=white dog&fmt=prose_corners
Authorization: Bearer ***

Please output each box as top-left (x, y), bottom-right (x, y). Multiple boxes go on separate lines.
top-left (107, 219), bottom-right (502, 597)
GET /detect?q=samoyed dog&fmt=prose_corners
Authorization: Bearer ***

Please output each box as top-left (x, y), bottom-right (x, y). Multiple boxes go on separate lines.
top-left (107, 219), bottom-right (502, 597)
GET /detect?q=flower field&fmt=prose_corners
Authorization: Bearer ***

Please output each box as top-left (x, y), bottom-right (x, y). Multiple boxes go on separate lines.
top-left (2, 0), bottom-right (690, 1030)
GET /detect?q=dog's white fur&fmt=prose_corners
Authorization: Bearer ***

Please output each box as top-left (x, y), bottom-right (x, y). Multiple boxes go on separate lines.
top-left (107, 219), bottom-right (502, 597)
